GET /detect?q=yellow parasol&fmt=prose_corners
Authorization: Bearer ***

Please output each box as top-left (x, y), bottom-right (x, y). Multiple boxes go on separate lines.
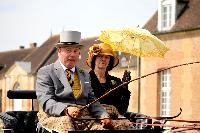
top-left (99, 27), bottom-right (169, 58)
top-left (98, 27), bottom-right (169, 113)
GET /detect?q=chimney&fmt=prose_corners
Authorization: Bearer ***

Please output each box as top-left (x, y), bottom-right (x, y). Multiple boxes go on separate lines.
top-left (30, 42), bottom-right (37, 48)
top-left (19, 45), bottom-right (25, 49)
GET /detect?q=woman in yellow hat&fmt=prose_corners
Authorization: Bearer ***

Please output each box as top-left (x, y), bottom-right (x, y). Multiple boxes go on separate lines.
top-left (86, 43), bottom-right (131, 115)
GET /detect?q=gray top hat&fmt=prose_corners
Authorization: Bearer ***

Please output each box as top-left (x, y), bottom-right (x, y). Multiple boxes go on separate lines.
top-left (55, 31), bottom-right (82, 48)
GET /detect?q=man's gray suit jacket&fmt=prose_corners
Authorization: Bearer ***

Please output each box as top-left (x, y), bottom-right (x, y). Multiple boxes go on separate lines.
top-left (36, 60), bottom-right (109, 117)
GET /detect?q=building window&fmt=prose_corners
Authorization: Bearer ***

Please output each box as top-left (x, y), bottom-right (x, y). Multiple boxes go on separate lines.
top-left (161, 4), bottom-right (172, 30)
top-left (160, 69), bottom-right (171, 117)
top-left (116, 52), bottom-right (137, 68)
top-left (121, 56), bottom-right (128, 67)
top-left (158, 0), bottom-right (176, 31)
top-left (0, 64), bottom-right (5, 71)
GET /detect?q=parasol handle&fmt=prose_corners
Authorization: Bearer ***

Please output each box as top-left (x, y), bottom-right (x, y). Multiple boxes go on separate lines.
top-left (80, 61), bottom-right (200, 111)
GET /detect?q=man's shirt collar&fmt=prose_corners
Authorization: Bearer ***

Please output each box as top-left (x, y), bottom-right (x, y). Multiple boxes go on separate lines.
top-left (59, 59), bottom-right (75, 73)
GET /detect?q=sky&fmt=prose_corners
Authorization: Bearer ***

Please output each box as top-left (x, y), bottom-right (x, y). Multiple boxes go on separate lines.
top-left (0, 0), bottom-right (157, 52)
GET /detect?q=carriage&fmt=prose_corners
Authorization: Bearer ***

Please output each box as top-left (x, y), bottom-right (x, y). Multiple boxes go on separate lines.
top-left (0, 90), bottom-right (164, 133)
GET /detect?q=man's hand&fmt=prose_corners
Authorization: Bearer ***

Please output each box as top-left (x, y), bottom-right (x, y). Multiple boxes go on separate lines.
top-left (100, 118), bottom-right (114, 129)
top-left (63, 106), bottom-right (81, 118)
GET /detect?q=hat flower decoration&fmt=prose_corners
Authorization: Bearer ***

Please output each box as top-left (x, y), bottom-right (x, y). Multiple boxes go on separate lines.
top-left (88, 44), bottom-right (101, 58)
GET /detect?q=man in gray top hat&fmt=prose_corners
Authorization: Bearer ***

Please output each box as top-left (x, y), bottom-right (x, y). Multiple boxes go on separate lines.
top-left (36, 31), bottom-right (112, 132)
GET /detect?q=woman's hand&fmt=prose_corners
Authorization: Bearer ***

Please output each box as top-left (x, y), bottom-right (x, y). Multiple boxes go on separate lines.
top-left (63, 106), bottom-right (81, 118)
top-left (122, 70), bottom-right (131, 82)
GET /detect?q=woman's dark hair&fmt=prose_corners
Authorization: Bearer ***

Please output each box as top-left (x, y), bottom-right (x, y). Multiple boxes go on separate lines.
top-left (91, 55), bottom-right (114, 71)
top-left (91, 55), bottom-right (97, 70)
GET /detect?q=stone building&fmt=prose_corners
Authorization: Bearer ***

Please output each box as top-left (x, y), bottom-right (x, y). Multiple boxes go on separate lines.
top-left (138, 0), bottom-right (200, 120)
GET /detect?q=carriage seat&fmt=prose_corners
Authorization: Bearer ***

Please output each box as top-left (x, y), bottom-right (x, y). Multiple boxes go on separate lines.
top-left (0, 90), bottom-right (38, 133)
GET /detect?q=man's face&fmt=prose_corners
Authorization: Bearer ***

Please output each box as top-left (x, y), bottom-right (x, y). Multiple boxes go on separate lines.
top-left (58, 46), bottom-right (81, 69)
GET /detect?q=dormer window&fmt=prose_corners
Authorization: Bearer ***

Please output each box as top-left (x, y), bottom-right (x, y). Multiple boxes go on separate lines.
top-left (158, 0), bottom-right (176, 31)
top-left (161, 4), bottom-right (172, 29)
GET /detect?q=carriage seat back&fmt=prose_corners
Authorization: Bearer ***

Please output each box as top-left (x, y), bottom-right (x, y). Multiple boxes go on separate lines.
top-left (0, 90), bottom-right (38, 133)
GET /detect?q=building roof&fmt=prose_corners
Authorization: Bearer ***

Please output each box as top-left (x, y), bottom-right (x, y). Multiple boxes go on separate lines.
top-left (23, 35), bottom-right (59, 74)
top-left (0, 48), bottom-right (37, 76)
top-left (144, 0), bottom-right (200, 34)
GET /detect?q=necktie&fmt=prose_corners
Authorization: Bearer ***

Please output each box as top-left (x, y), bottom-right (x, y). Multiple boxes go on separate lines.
top-left (66, 69), bottom-right (74, 87)
top-left (72, 73), bottom-right (81, 98)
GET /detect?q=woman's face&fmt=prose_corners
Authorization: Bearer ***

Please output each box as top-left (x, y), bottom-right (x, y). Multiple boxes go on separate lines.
top-left (95, 54), bottom-right (110, 70)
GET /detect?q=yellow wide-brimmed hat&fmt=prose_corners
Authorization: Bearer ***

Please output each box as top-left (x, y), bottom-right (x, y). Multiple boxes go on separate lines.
top-left (86, 43), bottom-right (119, 69)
